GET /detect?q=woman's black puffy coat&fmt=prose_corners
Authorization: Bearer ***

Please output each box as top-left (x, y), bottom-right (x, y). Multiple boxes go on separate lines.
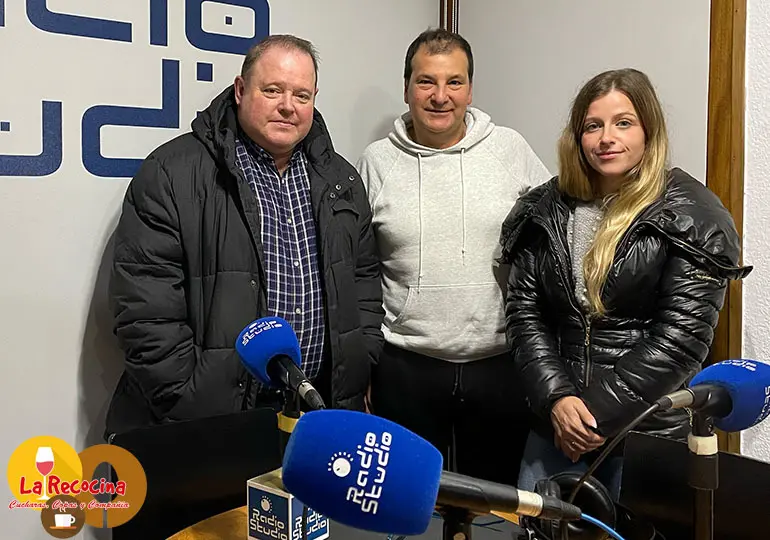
top-left (499, 168), bottom-right (751, 440)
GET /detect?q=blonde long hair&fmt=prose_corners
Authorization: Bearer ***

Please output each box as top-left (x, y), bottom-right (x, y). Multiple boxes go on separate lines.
top-left (558, 69), bottom-right (669, 316)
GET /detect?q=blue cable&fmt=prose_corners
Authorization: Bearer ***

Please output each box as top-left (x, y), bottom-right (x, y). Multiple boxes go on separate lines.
top-left (580, 512), bottom-right (626, 540)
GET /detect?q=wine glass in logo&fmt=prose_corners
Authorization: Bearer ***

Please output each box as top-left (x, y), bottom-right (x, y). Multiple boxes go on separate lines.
top-left (35, 446), bottom-right (54, 501)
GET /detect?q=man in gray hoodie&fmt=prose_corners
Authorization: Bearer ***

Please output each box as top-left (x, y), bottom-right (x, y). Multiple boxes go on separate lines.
top-left (357, 29), bottom-right (551, 486)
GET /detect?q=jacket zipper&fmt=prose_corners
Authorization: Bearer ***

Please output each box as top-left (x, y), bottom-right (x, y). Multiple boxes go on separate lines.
top-left (533, 216), bottom-right (593, 387)
top-left (241, 203), bottom-right (258, 412)
top-left (583, 222), bottom-right (651, 385)
top-left (584, 319), bottom-right (593, 386)
top-left (230, 164), bottom-right (268, 412)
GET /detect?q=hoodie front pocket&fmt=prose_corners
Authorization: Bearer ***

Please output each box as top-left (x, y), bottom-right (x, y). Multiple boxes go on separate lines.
top-left (390, 287), bottom-right (415, 327)
top-left (389, 282), bottom-right (506, 358)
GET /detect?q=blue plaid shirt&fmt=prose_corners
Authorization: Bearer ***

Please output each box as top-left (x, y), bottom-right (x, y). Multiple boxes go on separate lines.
top-left (235, 134), bottom-right (325, 381)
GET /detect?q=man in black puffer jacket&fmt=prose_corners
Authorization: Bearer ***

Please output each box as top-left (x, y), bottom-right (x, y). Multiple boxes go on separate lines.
top-left (105, 35), bottom-right (384, 438)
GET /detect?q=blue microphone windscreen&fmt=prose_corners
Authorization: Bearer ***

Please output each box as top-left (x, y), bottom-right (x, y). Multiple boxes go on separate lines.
top-left (281, 410), bottom-right (442, 535)
top-left (690, 359), bottom-right (770, 432)
top-left (235, 316), bottom-right (301, 386)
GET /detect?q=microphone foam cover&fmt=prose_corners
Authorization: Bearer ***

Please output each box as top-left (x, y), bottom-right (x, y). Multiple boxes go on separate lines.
top-left (235, 316), bottom-right (301, 386)
top-left (282, 410), bottom-right (442, 535)
top-left (690, 359), bottom-right (770, 432)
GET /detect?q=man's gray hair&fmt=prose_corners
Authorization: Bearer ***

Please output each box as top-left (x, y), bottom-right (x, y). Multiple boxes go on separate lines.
top-left (240, 34), bottom-right (319, 83)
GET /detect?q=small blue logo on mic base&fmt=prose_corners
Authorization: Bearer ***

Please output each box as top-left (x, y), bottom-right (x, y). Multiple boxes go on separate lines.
top-left (248, 471), bottom-right (329, 540)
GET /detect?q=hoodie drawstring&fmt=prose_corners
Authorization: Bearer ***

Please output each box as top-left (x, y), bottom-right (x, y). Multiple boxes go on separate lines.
top-left (460, 148), bottom-right (466, 264)
top-left (417, 153), bottom-right (425, 292)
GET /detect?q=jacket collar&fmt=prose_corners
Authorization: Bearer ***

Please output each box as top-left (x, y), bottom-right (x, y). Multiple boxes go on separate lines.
top-left (500, 169), bottom-right (750, 279)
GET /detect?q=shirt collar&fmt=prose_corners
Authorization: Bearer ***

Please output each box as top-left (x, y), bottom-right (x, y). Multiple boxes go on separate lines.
top-left (239, 130), bottom-right (305, 167)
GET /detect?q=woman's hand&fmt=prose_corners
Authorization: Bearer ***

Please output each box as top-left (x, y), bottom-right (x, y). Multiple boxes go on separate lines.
top-left (551, 396), bottom-right (606, 461)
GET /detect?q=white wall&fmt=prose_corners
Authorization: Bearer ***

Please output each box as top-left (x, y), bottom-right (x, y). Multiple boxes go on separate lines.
top-left (459, 0), bottom-right (710, 180)
top-left (273, 1), bottom-right (439, 162)
top-left (461, 1), bottom-right (770, 462)
top-left (742, 0), bottom-right (770, 462)
top-left (0, 1), bottom-right (436, 538)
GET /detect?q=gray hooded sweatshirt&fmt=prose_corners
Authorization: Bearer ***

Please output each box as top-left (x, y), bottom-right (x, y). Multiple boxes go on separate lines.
top-left (357, 107), bottom-right (551, 362)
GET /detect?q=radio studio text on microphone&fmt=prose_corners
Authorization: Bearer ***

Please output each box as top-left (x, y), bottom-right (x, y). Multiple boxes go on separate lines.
top-left (333, 430), bottom-right (392, 515)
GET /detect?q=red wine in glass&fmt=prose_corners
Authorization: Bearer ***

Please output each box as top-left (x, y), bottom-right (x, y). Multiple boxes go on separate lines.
top-left (35, 447), bottom-right (54, 500)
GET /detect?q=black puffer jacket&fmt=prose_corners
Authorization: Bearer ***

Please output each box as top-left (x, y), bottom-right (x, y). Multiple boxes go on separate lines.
top-left (105, 87), bottom-right (384, 436)
top-left (499, 168), bottom-right (751, 440)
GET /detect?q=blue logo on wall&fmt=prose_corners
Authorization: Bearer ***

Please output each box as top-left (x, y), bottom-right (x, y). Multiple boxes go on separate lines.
top-left (0, 0), bottom-right (270, 178)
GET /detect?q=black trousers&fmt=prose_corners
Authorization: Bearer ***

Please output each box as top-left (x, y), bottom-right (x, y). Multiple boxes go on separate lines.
top-left (370, 342), bottom-right (528, 487)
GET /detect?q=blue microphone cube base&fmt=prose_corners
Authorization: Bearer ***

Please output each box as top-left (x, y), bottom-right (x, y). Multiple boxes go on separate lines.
top-left (247, 469), bottom-right (330, 540)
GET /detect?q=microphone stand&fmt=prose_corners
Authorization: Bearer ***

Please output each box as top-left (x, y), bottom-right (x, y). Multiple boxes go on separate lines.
top-left (436, 429), bottom-right (480, 539)
top-left (277, 389), bottom-right (301, 459)
top-left (687, 411), bottom-right (717, 540)
top-left (438, 505), bottom-right (475, 540)
top-left (274, 390), bottom-right (309, 540)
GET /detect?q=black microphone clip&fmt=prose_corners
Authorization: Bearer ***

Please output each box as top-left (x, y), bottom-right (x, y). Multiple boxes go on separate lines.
top-left (267, 355), bottom-right (326, 411)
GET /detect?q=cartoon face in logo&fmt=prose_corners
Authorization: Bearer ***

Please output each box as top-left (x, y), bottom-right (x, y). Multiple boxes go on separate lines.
top-left (327, 452), bottom-right (353, 478)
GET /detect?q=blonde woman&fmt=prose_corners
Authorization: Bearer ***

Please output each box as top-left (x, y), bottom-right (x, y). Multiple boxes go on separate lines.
top-left (499, 68), bottom-right (751, 500)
